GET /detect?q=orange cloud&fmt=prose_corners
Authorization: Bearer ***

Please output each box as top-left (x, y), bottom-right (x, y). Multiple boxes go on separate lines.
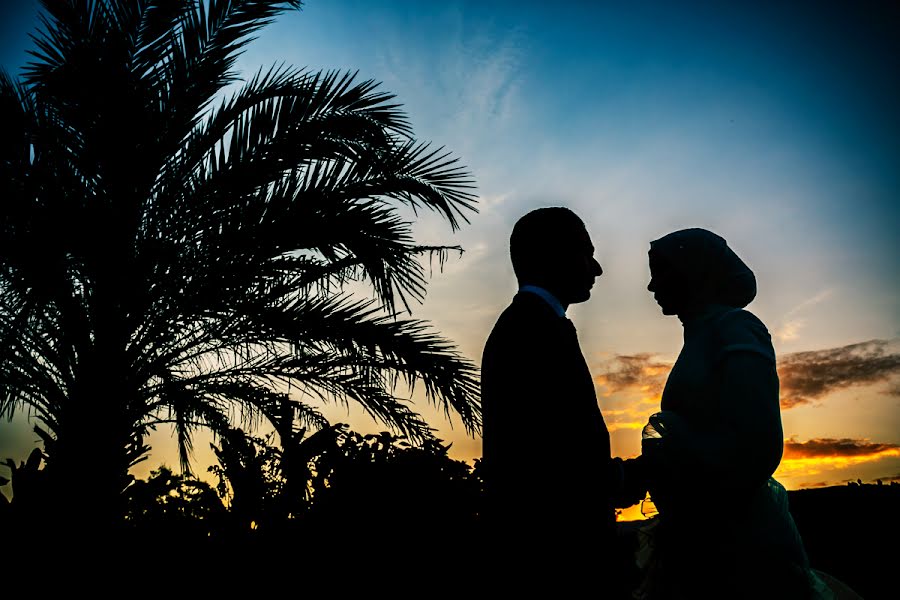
top-left (778, 339), bottom-right (900, 408)
top-left (606, 421), bottom-right (645, 433)
top-left (783, 437), bottom-right (900, 460)
top-left (775, 437), bottom-right (900, 483)
top-left (593, 355), bottom-right (672, 433)
top-left (593, 353), bottom-right (671, 398)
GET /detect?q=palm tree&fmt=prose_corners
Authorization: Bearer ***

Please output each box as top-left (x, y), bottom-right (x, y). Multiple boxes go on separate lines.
top-left (0, 0), bottom-right (480, 536)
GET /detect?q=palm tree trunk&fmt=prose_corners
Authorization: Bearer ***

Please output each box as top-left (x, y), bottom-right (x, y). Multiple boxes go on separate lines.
top-left (46, 297), bottom-right (138, 541)
top-left (48, 396), bottom-right (132, 537)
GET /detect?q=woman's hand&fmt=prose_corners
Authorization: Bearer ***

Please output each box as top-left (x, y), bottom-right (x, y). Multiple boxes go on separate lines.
top-left (641, 410), bottom-right (694, 486)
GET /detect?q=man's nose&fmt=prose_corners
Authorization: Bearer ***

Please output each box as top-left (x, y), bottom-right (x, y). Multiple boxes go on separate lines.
top-left (647, 279), bottom-right (655, 292)
top-left (593, 258), bottom-right (603, 276)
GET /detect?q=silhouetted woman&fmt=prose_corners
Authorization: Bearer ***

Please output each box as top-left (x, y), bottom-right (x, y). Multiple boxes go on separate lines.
top-left (637, 228), bottom-right (829, 599)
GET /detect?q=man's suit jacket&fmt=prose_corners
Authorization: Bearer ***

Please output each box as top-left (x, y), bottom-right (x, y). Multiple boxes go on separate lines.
top-left (481, 291), bottom-right (620, 548)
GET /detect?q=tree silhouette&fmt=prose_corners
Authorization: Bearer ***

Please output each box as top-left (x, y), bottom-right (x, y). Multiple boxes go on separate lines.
top-left (0, 0), bottom-right (480, 539)
top-left (307, 427), bottom-right (482, 536)
top-left (123, 464), bottom-right (227, 541)
top-left (202, 422), bottom-right (484, 575)
top-left (207, 424), bottom-right (294, 534)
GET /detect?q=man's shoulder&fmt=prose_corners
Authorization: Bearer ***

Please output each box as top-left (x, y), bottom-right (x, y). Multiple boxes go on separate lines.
top-left (491, 293), bottom-right (556, 330)
top-left (484, 294), bottom-right (560, 354)
top-left (483, 301), bottom-right (524, 348)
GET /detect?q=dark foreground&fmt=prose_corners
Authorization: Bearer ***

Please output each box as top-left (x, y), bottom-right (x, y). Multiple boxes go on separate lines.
top-left (3, 482), bottom-right (895, 597)
top-left (787, 483), bottom-right (898, 600)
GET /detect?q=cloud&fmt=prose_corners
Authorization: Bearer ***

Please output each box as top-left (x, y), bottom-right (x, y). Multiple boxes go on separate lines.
top-left (602, 407), bottom-right (653, 433)
top-left (478, 192), bottom-right (511, 212)
top-left (592, 340), bottom-right (900, 411)
top-left (458, 33), bottom-right (523, 126)
top-left (774, 289), bottom-right (833, 342)
top-left (384, 15), bottom-right (525, 149)
top-left (594, 353), bottom-right (671, 398)
top-left (778, 339), bottom-right (900, 408)
top-left (782, 437), bottom-right (900, 460)
top-left (775, 437), bottom-right (900, 483)
top-left (775, 320), bottom-right (805, 343)
top-left (593, 348), bottom-right (900, 488)
top-left (593, 354), bottom-right (673, 432)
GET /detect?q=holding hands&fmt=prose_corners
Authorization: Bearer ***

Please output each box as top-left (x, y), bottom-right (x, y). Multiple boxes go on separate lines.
top-left (613, 411), bottom-right (692, 510)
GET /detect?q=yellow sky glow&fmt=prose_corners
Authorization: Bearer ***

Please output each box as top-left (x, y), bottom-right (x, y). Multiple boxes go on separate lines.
top-left (776, 448), bottom-right (900, 478)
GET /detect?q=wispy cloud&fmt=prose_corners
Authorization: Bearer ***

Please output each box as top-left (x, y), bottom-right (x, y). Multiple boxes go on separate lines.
top-left (454, 31), bottom-right (523, 127)
top-left (778, 339), bottom-right (900, 408)
top-left (372, 11), bottom-right (525, 154)
top-left (478, 192), bottom-right (511, 212)
top-left (774, 289), bottom-right (833, 342)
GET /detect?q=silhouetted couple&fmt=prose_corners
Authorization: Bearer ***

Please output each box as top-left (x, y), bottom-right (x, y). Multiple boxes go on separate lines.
top-left (480, 207), bottom-right (829, 599)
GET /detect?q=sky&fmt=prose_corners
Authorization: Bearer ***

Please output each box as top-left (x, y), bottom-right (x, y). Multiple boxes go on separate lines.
top-left (1, 1), bottom-right (898, 516)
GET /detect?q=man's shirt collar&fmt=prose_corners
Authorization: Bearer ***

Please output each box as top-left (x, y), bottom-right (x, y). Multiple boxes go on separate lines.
top-left (519, 285), bottom-right (566, 318)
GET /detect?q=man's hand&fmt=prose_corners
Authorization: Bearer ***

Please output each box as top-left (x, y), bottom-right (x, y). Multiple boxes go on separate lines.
top-left (613, 455), bottom-right (650, 508)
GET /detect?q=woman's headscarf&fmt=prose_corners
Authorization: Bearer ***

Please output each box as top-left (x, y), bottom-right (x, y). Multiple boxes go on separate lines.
top-left (649, 228), bottom-right (756, 308)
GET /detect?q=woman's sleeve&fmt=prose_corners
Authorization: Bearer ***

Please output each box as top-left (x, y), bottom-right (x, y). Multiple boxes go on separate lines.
top-left (664, 310), bottom-right (783, 491)
top-left (715, 309), bottom-right (776, 364)
top-left (711, 310), bottom-right (784, 488)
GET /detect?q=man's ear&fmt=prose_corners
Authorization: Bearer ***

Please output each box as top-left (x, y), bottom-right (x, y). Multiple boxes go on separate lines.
top-left (533, 248), bottom-right (559, 271)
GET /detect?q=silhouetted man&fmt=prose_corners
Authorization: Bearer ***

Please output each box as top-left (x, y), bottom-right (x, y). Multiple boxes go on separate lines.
top-left (480, 207), bottom-right (642, 595)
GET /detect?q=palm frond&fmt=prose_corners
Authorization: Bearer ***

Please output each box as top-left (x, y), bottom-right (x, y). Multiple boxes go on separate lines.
top-left (207, 294), bottom-right (481, 436)
top-left (148, 378), bottom-right (233, 473)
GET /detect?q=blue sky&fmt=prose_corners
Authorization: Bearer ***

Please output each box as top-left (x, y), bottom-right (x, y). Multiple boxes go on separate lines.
top-left (1, 0), bottom-right (898, 493)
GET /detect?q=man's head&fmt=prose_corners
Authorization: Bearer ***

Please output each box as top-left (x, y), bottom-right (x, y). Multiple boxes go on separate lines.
top-left (509, 206), bottom-right (603, 307)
